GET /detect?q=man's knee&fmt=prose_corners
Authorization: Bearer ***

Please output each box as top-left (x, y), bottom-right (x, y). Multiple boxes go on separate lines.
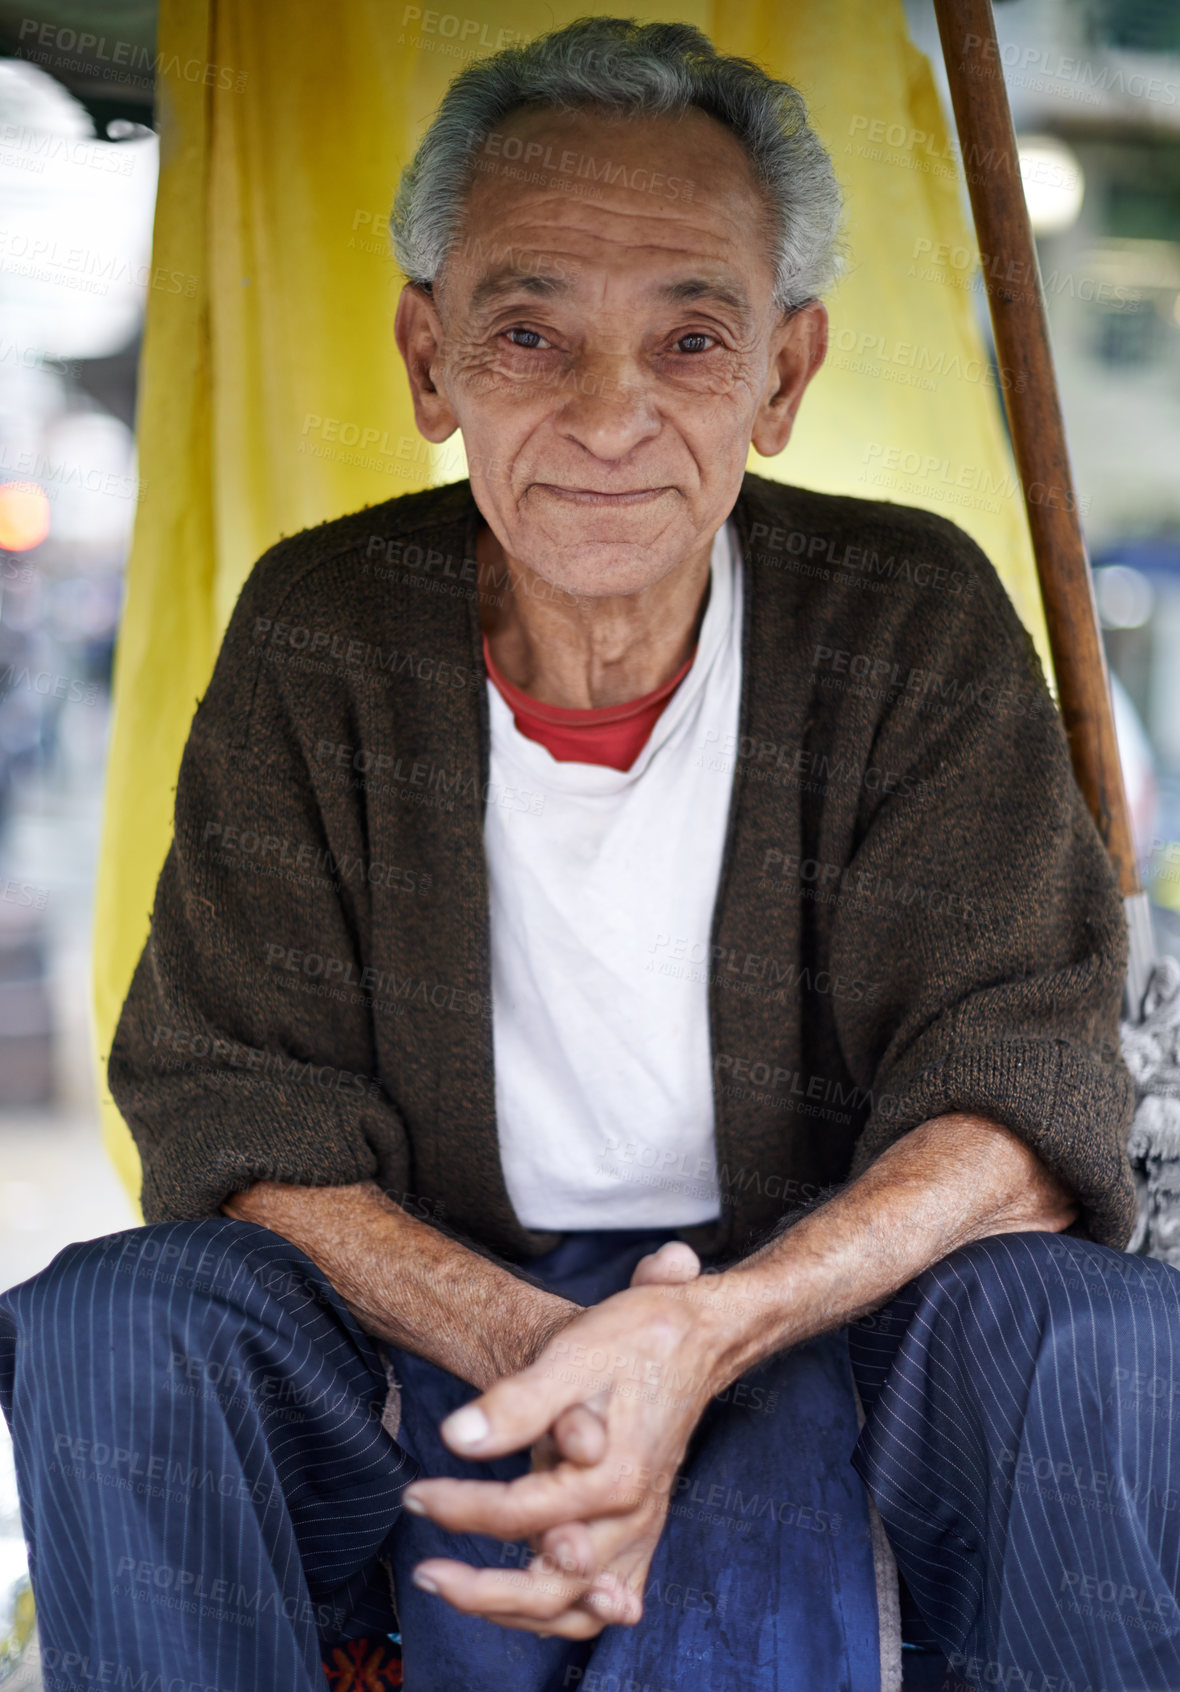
top-left (6, 1217), bottom-right (288, 1349)
top-left (916, 1229), bottom-right (1179, 1355)
top-left (931, 1227), bottom-right (1072, 1287)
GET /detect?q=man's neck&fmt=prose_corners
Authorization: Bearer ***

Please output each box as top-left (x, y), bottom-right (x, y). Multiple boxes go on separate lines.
top-left (476, 522), bottom-right (715, 710)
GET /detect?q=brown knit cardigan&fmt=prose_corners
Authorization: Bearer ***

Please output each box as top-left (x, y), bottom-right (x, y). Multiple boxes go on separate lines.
top-left (109, 471), bottom-right (1138, 1258)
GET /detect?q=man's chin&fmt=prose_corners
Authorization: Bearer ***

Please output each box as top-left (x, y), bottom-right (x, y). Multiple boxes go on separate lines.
top-left (505, 498), bottom-right (687, 591)
top-left (512, 541), bottom-right (683, 600)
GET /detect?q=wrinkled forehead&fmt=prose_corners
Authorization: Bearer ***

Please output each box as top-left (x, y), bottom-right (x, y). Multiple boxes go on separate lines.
top-left (437, 103), bottom-right (778, 320)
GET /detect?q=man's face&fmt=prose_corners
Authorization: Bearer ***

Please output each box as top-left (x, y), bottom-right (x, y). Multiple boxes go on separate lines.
top-left (396, 104), bottom-right (827, 597)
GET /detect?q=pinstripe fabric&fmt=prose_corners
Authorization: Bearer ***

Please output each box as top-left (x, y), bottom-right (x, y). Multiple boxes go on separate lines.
top-left (0, 1221), bottom-right (883, 1691)
top-left (4, 1221), bottom-right (1178, 1690)
top-left (0, 1219), bottom-right (415, 1692)
top-left (850, 1230), bottom-right (1180, 1692)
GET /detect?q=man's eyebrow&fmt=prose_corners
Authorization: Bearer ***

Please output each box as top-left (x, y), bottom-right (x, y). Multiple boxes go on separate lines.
top-left (468, 268), bottom-right (563, 312)
top-left (656, 277), bottom-right (751, 318)
top-left (467, 266), bottom-right (753, 321)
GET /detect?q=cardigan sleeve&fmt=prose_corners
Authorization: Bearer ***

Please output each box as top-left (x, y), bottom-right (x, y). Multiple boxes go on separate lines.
top-left (108, 585), bottom-right (411, 1224)
top-left (828, 525), bottom-right (1137, 1251)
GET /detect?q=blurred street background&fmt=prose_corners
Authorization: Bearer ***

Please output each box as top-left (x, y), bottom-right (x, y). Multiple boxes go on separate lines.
top-left (0, 0), bottom-right (1179, 1682)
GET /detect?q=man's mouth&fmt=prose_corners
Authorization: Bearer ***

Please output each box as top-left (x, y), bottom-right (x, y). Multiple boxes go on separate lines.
top-left (536, 485), bottom-right (670, 506)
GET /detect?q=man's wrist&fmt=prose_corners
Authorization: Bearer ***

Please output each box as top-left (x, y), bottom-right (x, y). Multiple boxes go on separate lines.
top-left (677, 1266), bottom-right (797, 1396)
top-left (500, 1292), bottom-right (584, 1379)
top-left (669, 1112), bottom-right (1083, 1399)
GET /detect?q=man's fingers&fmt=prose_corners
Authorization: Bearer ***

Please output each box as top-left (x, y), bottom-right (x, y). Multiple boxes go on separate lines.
top-left (410, 1555), bottom-right (640, 1630)
top-left (404, 1465), bottom-right (625, 1539)
top-left (552, 1403), bottom-right (607, 1466)
top-left (582, 1571), bottom-right (644, 1626)
top-left (629, 1241), bottom-right (701, 1286)
top-left (438, 1359), bottom-right (602, 1461)
top-left (411, 1555), bottom-right (583, 1621)
top-left (436, 1278), bottom-right (704, 1461)
top-left (463, 1606), bottom-right (605, 1639)
top-left (537, 1520), bottom-right (597, 1579)
top-left (415, 1587), bottom-right (605, 1637)
top-left (536, 1500), bottom-right (664, 1612)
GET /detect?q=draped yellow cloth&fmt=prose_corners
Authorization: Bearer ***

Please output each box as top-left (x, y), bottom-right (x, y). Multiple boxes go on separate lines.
top-left (96, 0), bottom-right (1049, 1208)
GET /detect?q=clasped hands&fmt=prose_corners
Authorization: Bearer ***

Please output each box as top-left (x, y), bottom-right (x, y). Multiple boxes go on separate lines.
top-left (402, 1240), bottom-right (734, 1638)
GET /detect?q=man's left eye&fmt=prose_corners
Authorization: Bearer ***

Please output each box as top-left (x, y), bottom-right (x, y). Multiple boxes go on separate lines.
top-left (673, 333), bottom-right (716, 355)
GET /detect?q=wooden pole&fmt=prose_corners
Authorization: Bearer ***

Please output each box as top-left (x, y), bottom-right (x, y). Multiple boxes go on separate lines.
top-left (932, 0), bottom-right (1140, 904)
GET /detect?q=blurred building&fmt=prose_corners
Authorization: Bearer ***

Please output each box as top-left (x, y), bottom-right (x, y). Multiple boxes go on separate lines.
top-left (0, 50), bottom-right (151, 1116)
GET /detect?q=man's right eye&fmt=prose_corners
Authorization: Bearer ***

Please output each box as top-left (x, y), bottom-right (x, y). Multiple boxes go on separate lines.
top-left (503, 326), bottom-right (551, 350)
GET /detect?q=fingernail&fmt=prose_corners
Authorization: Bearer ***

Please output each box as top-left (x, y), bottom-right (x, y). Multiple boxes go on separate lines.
top-left (442, 1404), bottom-right (490, 1450)
top-left (412, 1570), bottom-right (439, 1593)
top-left (403, 1491), bottom-right (426, 1515)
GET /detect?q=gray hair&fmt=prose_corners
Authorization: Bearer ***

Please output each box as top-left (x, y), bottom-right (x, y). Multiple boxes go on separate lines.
top-left (388, 15), bottom-right (843, 316)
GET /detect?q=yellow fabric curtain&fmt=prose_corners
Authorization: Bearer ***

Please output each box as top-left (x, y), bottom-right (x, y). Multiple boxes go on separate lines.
top-left (95, 0), bottom-right (1049, 1209)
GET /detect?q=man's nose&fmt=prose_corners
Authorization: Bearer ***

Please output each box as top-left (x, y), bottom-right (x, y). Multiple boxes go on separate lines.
top-left (553, 354), bottom-right (661, 458)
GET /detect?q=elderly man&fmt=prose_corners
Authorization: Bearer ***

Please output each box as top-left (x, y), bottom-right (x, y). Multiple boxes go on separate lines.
top-left (3, 15), bottom-right (1179, 1692)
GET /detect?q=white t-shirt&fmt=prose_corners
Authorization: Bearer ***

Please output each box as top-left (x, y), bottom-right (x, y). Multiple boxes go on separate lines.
top-left (483, 520), bottom-right (743, 1231)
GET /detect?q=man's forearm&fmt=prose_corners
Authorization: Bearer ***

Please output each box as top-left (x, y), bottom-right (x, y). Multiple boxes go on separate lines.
top-left (221, 1179), bottom-right (579, 1391)
top-left (695, 1113), bottom-right (1080, 1393)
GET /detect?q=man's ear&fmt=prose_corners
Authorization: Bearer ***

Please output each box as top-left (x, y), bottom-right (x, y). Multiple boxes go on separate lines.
top-left (394, 282), bottom-right (460, 443)
top-left (750, 300), bottom-right (829, 459)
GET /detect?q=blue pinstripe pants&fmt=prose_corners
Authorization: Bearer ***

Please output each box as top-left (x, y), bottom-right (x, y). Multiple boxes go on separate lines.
top-left (849, 1230), bottom-right (1180, 1691)
top-left (2, 1220), bottom-right (1180, 1692)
